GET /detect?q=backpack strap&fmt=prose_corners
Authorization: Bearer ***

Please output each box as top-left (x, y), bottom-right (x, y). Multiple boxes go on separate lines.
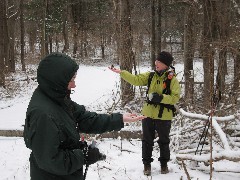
top-left (162, 67), bottom-right (175, 95)
top-left (158, 103), bottom-right (176, 118)
top-left (146, 68), bottom-right (176, 118)
top-left (146, 71), bottom-right (155, 97)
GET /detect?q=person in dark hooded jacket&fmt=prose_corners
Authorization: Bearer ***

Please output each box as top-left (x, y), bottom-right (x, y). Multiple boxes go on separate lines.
top-left (24, 52), bottom-right (145, 180)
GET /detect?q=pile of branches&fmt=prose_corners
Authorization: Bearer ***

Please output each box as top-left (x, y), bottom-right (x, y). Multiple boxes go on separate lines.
top-left (170, 107), bottom-right (240, 177)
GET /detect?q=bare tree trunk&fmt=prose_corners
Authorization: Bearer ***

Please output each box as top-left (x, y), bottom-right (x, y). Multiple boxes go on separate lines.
top-left (216, 49), bottom-right (227, 101)
top-left (184, 4), bottom-right (196, 105)
top-left (0, 0), bottom-right (8, 87)
top-left (45, 1), bottom-right (49, 55)
top-left (233, 49), bottom-right (240, 101)
top-left (202, 1), bottom-right (219, 178)
top-left (216, 0), bottom-right (231, 102)
top-left (7, 0), bottom-right (18, 72)
top-left (62, 19), bottom-right (69, 53)
top-left (49, 34), bottom-right (53, 54)
top-left (41, 0), bottom-right (47, 58)
top-left (156, 0), bottom-right (161, 56)
top-left (82, 30), bottom-right (88, 58)
top-left (62, 0), bottom-right (69, 53)
top-left (28, 24), bottom-right (37, 53)
top-left (55, 34), bottom-right (59, 52)
top-left (113, 0), bottom-right (121, 64)
top-left (101, 34), bottom-right (105, 59)
top-left (71, 0), bottom-right (83, 57)
top-left (73, 23), bottom-right (78, 56)
top-left (101, 43), bottom-right (105, 59)
top-left (119, 0), bottom-right (135, 106)
top-left (202, 0), bottom-right (216, 110)
top-left (162, 17), bottom-right (167, 49)
top-left (151, 0), bottom-right (156, 69)
top-left (20, 0), bottom-right (26, 71)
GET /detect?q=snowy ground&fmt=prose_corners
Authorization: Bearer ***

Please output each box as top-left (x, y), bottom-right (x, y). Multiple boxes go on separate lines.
top-left (0, 63), bottom-right (240, 180)
top-left (1, 137), bottom-right (240, 180)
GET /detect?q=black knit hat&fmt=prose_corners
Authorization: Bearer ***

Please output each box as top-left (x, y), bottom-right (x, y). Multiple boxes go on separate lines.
top-left (156, 51), bottom-right (173, 67)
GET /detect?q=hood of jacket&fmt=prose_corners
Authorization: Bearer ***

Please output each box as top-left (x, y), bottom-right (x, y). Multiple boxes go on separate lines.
top-left (37, 53), bottom-right (79, 105)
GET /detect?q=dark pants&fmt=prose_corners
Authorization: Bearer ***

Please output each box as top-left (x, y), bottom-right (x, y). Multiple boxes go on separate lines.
top-left (142, 117), bottom-right (171, 166)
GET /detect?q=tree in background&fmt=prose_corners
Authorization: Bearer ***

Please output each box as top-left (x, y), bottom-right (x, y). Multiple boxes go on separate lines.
top-left (41, 0), bottom-right (47, 58)
top-left (215, 1), bottom-right (231, 103)
top-left (0, 0), bottom-right (9, 87)
top-left (150, 0), bottom-right (162, 70)
top-left (20, 0), bottom-right (26, 71)
top-left (118, 0), bottom-right (135, 106)
top-left (62, 0), bottom-right (70, 53)
top-left (183, 1), bottom-right (198, 105)
top-left (230, 0), bottom-right (240, 104)
top-left (150, 0), bottom-right (156, 69)
top-left (233, 48), bottom-right (240, 104)
top-left (7, 0), bottom-right (19, 73)
top-left (202, 0), bottom-right (216, 109)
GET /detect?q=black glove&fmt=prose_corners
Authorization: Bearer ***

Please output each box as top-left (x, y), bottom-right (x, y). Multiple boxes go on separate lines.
top-left (86, 146), bottom-right (101, 165)
top-left (149, 92), bottom-right (163, 104)
top-left (78, 140), bottom-right (88, 150)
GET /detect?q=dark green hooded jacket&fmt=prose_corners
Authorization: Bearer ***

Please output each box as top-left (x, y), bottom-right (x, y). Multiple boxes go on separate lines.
top-left (24, 53), bottom-right (123, 180)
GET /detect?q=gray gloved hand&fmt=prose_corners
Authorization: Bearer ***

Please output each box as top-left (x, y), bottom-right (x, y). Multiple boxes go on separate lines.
top-left (149, 92), bottom-right (163, 104)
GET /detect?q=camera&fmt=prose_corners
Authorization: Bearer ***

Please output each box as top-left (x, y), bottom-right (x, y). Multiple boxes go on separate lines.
top-left (98, 151), bottom-right (106, 161)
top-left (88, 141), bottom-right (106, 161)
top-left (79, 140), bottom-right (106, 164)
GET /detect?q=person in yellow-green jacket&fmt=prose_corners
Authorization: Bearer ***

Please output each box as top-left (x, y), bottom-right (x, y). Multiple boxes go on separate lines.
top-left (109, 51), bottom-right (180, 176)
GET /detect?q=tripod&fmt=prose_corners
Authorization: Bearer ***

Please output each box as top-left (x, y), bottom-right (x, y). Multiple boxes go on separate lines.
top-left (195, 118), bottom-right (210, 155)
top-left (195, 85), bottom-right (220, 155)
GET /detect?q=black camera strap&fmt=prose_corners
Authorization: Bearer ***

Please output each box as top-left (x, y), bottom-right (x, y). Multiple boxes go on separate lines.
top-left (83, 164), bottom-right (89, 180)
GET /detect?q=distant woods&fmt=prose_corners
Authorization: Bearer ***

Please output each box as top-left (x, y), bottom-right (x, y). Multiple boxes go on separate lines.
top-left (0, 0), bottom-right (239, 110)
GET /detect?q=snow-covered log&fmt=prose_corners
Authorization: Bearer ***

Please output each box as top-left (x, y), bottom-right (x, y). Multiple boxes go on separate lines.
top-left (179, 108), bottom-right (235, 122)
top-left (212, 118), bottom-right (230, 150)
top-left (176, 150), bottom-right (240, 163)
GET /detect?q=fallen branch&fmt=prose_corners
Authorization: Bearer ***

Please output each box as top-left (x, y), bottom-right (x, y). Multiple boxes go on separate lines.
top-left (178, 147), bottom-right (210, 154)
top-left (113, 144), bottom-right (136, 153)
top-left (212, 118), bottom-right (230, 150)
top-left (170, 125), bottom-right (205, 137)
top-left (177, 150), bottom-right (240, 163)
top-left (100, 165), bottom-right (112, 171)
top-left (189, 166), bottom-right (240, 173)
top-left (179, 108), bottom-right (235, 122)
top-left (181, 160), bottom-right (191, 180)
top-left (0, 130), bottom-right (23, 137)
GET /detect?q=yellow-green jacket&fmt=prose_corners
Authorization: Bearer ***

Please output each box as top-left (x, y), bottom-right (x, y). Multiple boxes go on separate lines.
top-left (120, 70), bottom-right (180, 120)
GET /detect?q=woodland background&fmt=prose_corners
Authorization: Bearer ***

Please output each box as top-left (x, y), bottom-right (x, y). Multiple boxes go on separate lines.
top-left (0, 0), bottom-right (240, 179)
top-left (0, 0), bottom-right (239, 110)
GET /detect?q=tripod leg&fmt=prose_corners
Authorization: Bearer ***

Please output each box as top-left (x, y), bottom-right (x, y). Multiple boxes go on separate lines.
top-left (195, 120), bottom-right (209, 155)
top-left (200, 121), bottom-right (210, 155)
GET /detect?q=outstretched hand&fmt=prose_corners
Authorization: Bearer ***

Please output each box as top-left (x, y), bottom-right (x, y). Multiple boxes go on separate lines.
top-left (123, 113), bottom-right (146, 122)
top-left (108, 66), bottom-right (121, 74)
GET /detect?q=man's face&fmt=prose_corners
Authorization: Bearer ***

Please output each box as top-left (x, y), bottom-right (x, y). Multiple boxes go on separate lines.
top-left (67, 73), bottom-right (77, 90)
top-left (155, 60), bottom-right (168, 72)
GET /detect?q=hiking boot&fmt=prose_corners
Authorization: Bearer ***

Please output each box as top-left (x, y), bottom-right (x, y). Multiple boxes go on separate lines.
top-left (161, 165), bottom-right (169, 174)
top-left (143, 164), bottom-right (151, 176)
